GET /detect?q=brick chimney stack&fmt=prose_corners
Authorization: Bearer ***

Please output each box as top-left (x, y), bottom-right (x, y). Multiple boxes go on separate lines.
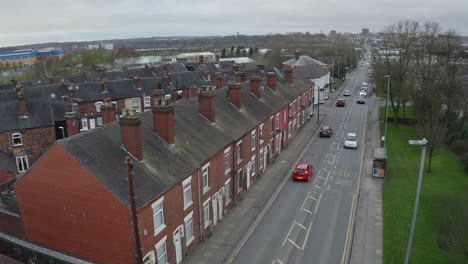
top-left (257, 64), bottom-right (265, 71)
top-left (223, 64), bottom-right (230, 71)
top-left (295, 50), bottom-right (300, 61)
top-left (215, 55), bottom-right (220, 62)
top-left (266, 72), bottom-right (277, 90)
top-left (215, 73), bottom-right (224, 89)
top-left (100, 79), bottom-right (108, 93)
top-left (199, 55), bottom-right (204, 65)
top-left (100, 98), bottom-right (116, 124)
top-left (233, 64), bottom-right (240, 72)
top-left (60, 81), bottom-right (68, 97)
top-left (199, 86), bottom-right (216, 122)
top-left (189, 86), bottom-right (199, 98)
top-left (285, 69), bottom-right (293, 83)
top-left (135, 76), bottom-right (142, 89)
top-left (250, 75), bottom-right (261, 98)
top-left (228, 83), bottom-right (242, 109)
top-left (119, 109), bottom-right (143, 160)
top-left (165, 73), bottom-right (172, 85)
top-left (65, 104), bottom-right (80, 136)
top-left (153, 89), bottom-right (165, 100)
top-left (153, 97), bottom-right (175, 145)
top-left (15, 85), bottom-right (27, 116)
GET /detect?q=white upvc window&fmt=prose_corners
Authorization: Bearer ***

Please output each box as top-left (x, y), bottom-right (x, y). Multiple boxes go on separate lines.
top-left (184, 212), bottom-right (195, 246)
top-left (151, 197), bottom-right (165, 236)
top-left (144, 96), bottom-right (151, 107)
top-left (96, 116), bottom-right (103, 126)
top-left (155, 236), bottom-right (168, 264)
top-left (225, 179), bottom-right (231, 205)
top-left (81, 117), bottom-right (88, 131)
top-left (132, 98), bottom-right (140, 108)
top-left (236, 140), bottom-right (242, 164)
top-left (224, 147), bottom-right (231, 175)
top-left (142, 251), bottom-right (155, 264)
top-left (16, 156), bottom-right (29, 173)
top-left (12, 133), bottom-right (22, 146)
top-left (270, 117), bottom-right (274, 133)
top-left (95, 101), bottom-right (103, 113)
top-left (183, 176), bottom-right (193, 209)
top-left (251, 130), bottom-right (256, 151)
top-left (251, 155), bottom-right (256, 176)
top-left (203, 198), bottom-right (211, 228)
top-left (288, 122), bottom-right (292, 138)
top-left (202, 163), bottom-right (210, 193)
top-left (259, 148), bottom-right (264, 170)
top-left (259, 124), bottom-right (264, 144)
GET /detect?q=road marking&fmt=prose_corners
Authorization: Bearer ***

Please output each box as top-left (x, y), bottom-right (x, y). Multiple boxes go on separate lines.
top-left (324, 154), bottom-right (335, 164)
top-left (314, 193), bottom-right (323, 214)
top-left (283, 221), bottom-right (296, 246)
top-left (296, 222), bottom-right (307, 230)
top-left (302, 223), bottom-right (313, 250)
top-left (309, 195), bottom-right (317, 200)
top-left (288, 239), bottom-right (301, 250)
top-left (272, 260), bottom-right (284, 264)
top-left (341, 194), bottom-right (357, 264)
top-left (300, 192), bottom-right (310, 212)
top-left (314, 184), bottom-right (321, 189)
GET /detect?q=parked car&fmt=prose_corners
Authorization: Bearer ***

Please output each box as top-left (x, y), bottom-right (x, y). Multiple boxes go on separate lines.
top-left (343, 90), bottom-right (351, 96)
top-left (344, 133), bottom-right (358, 149)
top-left (336, 99), bottom-right (346, 107)
top-left (357, 96), bottom-right (366, 104)
top-left (319, 126), bottom-right (333, 137)
top-left (292, 163), bottom-right (314, 181)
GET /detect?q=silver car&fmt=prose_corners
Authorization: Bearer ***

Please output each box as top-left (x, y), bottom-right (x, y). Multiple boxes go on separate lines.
top-left (344, 133), bottom-right (358, 149)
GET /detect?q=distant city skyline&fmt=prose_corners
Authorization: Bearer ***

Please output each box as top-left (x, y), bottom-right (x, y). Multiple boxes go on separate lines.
top-left (1, 0), bottom-right (467, 47)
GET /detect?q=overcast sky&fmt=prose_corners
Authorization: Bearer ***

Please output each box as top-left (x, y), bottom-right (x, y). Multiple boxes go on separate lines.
top-left (1, 0), bottom-right (467, 47)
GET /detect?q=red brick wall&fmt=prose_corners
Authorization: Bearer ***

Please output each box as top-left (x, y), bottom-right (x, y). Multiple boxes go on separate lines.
top-left (0, 170), bottom-right (15, 184)
top-left (0, 126), bottom-right (56, 171)
top-left (14, 145), bottom-right (133, 264)
top-left (0, 211), bottom-right (24, 238)
top-left (138, 171), bottom-right (201, 263)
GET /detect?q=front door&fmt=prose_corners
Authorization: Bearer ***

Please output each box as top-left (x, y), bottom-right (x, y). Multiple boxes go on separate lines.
top-left (89, 118), bottom-right (96, 129)
top-left (174, 229), bottom-right (182, 264)
top-left (218, 190), bottom-right (223, 220)
top-left (263, 149), bottom-right (268, 169)
top-left (212, 194), bottom-right (218, 226)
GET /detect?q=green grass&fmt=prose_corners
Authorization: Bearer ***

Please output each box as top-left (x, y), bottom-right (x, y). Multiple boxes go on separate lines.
top-left (383, 124), bottom-right (468, 264)
top-left (379, 106), bottom-right (415, 121)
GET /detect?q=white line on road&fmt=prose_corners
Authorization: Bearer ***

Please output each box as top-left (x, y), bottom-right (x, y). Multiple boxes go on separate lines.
top-left (288, 239), bottom-right (301, 250)
top-left (314, 193), bottom-right (323, 214)
top-left (300, 192), bottom-right (310, 212)
top-left (295, 222), bottom-right (307, 230)
top-left (283, 221), bottom-right (296, 246)
top-left (302, 222), bottom-right (313, 250)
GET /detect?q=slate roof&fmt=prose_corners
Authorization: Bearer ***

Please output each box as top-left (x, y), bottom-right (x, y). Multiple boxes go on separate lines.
top-left (0, 150), bottom-right (15, 173)
top-left (294, 64), bottom-right (330, 79)
top-left (283, 55), bottom-right (327, 67)
top-left (55, 77), bottom-right (312, 209)
top-left (170, 71), bottom-right (211, 91)
top-left (0, 98), bottom-right (55, 132)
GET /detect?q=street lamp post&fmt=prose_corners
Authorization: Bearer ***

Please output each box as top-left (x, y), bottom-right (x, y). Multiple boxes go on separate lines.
top-left (383, 75), bottom-right (391, 148)
top-left (404, 138), bottom-right (428, 264)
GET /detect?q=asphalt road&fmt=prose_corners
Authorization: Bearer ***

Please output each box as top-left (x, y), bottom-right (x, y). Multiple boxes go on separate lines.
top-left (232, 65), bottom-right (370, 264)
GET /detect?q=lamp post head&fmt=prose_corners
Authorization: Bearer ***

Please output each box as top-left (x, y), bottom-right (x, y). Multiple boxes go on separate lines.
top-left (384, 75), bottom-right (391, 78)
top-left (408, 138), bottom-right (428, 146)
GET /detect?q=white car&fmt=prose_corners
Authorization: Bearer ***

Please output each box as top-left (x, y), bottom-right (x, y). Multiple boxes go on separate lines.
top-left (344, 133), bottom-right (358, 149)
top-left (359, 90), bottom-right (367, 97)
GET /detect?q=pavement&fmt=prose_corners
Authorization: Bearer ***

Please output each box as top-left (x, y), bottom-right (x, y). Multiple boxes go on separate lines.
top-left (185, 70), bottom-right (384, 264)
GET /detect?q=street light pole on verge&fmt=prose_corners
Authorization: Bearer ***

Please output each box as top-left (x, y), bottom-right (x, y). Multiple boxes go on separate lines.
top-left (404, 138), bottom-right (428, 264)
top-left (383, 75), bottom-right (391, 148)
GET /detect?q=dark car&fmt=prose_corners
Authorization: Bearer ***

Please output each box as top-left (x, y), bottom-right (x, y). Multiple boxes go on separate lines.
top-left (357, 96), bottom-right (366, 104)
top-left (292, 163), bottom-right (314, 182)
top-left (336, 99), bottom-right (346, 107)
top-left (319, 126), bottom-right (333, 137)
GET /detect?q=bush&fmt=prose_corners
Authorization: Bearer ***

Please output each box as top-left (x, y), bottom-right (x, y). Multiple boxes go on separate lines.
top-left (461, 153), bottom-right (468, 173)
top-left (447, 131), bottom-right (463, 145)
top-left (449, 139), bottom-right (468, 156)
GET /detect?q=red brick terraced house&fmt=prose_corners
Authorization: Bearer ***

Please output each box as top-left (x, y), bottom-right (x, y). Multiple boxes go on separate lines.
top-left (0, 71), bottom-right (314, 264)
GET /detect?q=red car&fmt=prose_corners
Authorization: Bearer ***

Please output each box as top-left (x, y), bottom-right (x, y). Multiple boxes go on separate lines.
top-left (336, 99), bottom-right (346, 107)
top-left (292, 163), bottom-right (314, 181)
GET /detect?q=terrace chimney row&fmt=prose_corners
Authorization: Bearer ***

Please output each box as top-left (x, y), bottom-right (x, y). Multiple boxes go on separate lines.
top-left (285, 69), bottom-right (293, 84)
top-left (215, 73), bottom-right (224, 89)
top-left (120, 109), bottom-right (143, 160)
top-left (65, 104), bottom-right (80, 136)
top-left (266, 72), bottom-right (277, 90)
top-left (101, 98), bottom-right (116, 124)
top-left (250, 75), bottom-right (261, 98)
top-left (199, 86), bottom-right (216, 122)
top-left (15, 86), bottom-right (27, 116)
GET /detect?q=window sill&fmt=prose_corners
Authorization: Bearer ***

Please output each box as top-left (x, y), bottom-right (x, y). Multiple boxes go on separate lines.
top-left (224, 169), bottom-right (231, 175)
top-left (225, 199), bottom-right (231, 206)
top-left (203, 186), bottom-right (211, 195)
top-left (154, 224), bottom-right (166, 237)
top-left (12, 144), bottom-right (23, 147)
top-left (183, 201), bottom-right (193, 210)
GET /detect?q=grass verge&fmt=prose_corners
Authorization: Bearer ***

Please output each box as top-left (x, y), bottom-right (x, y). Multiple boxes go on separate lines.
top-left (379, 106), bottom-right (414, 121)
top-left (383, 124), bottom-right (468, 264)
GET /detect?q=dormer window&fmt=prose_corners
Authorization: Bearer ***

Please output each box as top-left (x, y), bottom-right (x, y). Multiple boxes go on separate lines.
top-left (12, 133), bottom-right (22, 146)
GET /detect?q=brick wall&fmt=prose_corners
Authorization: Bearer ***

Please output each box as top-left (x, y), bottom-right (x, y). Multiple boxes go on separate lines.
top-left (0, 126), bottom-right (56, 172)
top-left (14, 145), bottom-right (133, 264)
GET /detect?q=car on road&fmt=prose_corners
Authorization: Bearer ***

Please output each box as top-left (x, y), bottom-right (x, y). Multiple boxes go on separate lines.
top-left (344, 133), bottom-right (358, 149)
top-left (359, 90), bottom-right (367, 97)
top-left (343, 90), bottom-right (351, 96)
top-left (319, 126), bottom-right (333, 137)
top-left (292, 163), bottom-right (314, 181)
top-left (336, 99), bottom-right (346, 107)
top-left (357, 96), bottom-right (366, 104)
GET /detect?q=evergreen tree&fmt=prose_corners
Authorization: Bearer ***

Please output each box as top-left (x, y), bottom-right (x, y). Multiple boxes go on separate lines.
top-left (221, 48), bottom-right (227, 58)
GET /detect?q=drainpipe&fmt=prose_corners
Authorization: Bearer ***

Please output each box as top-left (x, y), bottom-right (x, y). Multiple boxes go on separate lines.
top-left (125, 157), bottom-right (143, 264)
top-left (197, 169), bottom-right (203, 242)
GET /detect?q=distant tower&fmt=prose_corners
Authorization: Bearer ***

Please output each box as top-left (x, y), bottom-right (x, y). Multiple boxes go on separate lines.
top-left (362, 28), bottom-right (370, 37)
top-left (329, 30), bottom-right (337, 40)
